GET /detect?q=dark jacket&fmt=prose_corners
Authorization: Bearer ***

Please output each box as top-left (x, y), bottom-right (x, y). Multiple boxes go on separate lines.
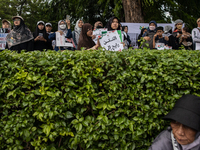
top-left (33, 33), bottom-right (52, 51)
top-left (5, 40), bottom-right (34, 52)
top-left (142, 21), bottom-right (157, 49)
top-left (48, 29), bottom-right (72, 51)
top-left (148, 127), bottom-right (200, 150)
top-left (172, 30), bottom-right (182, 49)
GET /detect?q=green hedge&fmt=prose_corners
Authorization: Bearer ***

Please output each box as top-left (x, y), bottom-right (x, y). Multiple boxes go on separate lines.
top-left (1, 49), bottom-right (200, 150)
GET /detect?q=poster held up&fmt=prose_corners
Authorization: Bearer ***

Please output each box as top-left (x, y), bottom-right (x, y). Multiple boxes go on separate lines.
top-left (56, 32), bottom-right (74, 47)
top-left (99, 30), bottom-right (124, 51)
top-left (0, 33), bottom-right (8, 50)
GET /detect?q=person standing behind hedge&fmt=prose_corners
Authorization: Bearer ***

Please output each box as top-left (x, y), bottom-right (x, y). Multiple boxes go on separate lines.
top-left (33, 21), bottom-right (52, 51)
top-left (48, 19), bottom-right (72, 51)
top-left (77, 23), bottom-right (100, 50)
top-left (192, 18), bottom-right (200, 50)
top-left (137, 28), bottom-right (147, 48)
top-left (142, 20), bottom-right (157, 49)
top-left (6, 16), bottom-right (34, 52)
top-left (105, 16), bottom-right (120, 31)
top-left (180, 27), bottom-right (193, 50)
top-left (72, 19), bottom-right (84, 49)
top-left (1, 19), bottom-right (11, 33)
top-left (148, 94), bottom-right (200, 150)
top-left (122, 26), bottom-right (132, 49)
top-left (172, 19), bottom-right (184, 49)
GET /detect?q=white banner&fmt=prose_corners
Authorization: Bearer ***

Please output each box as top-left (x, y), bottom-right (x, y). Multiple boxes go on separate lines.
top-left (0, 33), bottom-right (8, 50)
top-left (99, 30), bottom-right (124, 51)
top-left (56, 32), bottom-right (73, 47)
top-left (121, 23), bottom-right (175, 47)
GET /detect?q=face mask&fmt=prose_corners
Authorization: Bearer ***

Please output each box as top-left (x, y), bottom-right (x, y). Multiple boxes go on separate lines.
top-left (59, 24), bottom-right (66, 30)
top-left (177, 25), bottom-right (183, 30)
top-left (149, 26), bottom-right (155, 31)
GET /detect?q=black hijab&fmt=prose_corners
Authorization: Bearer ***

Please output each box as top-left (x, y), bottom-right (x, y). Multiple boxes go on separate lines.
top-left (105, 16), bottom-right (120, 31)
top-left (33, 21), bottom-right (48, 39)
top-left (6, 17), bottom-right (33, 48)
top-left (77, 23), bottom-right (95, 50)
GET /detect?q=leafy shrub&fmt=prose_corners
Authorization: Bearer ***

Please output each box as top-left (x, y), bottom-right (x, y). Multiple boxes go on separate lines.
top-left (1, 49), bottom-right (200, 150)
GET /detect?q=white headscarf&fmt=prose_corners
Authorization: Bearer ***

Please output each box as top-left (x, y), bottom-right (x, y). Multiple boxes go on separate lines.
top-left (58, 20), bottom-right (68, 35)
top-left (75, 19), bottom-right (83, 44)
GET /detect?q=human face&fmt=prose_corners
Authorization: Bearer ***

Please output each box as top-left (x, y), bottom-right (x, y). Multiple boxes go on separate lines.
top-left (78, 20), bottom-right (84, 28)
top-left (176, 23), bottom-right (183, 30)
top-left (170, 121), bottom-right (197, 145)
top-left (38, 23), bottom-right (44, 30)
top-left (111, 18), bottom-right (119, 30)
top-left (45, 25), bottom-right (52, 33)
top-left (13, 18), bottom-right (20, 26)
top-left (2, 22), bottom-right (9, 29)
top-left (156, 30), bottom-right (164, 37)
top-left (197, 20), bottom-right (200, 27)
top-left (143, 29), bottom-right (147, 34)
top-left (87, 29), bottom-right (93, 37)
top-left (124, 27), bottom-right (128, 33)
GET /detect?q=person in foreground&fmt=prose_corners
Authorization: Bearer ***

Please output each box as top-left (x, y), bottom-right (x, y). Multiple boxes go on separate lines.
top-left (77, 23), bottom-right (100, 50)
top-left (148, 94), bottom-right (200, 150)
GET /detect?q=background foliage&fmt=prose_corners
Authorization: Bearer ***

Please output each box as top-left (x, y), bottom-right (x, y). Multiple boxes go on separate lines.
top-left (1, 49), bottom-right (200, 150)
top-left (0, 0), bottom-right (199, 32)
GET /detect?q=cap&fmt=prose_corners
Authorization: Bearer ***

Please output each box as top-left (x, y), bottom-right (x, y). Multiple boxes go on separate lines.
top-left (37, 21), bottom-right (45, 25)
top-left (2, 19), bottom-right (11, 24)
top-left (45, 22), bottom-right (52, 27)
top-left (156, 26), bottom-right (164, 31)
top-left (163, 94), bottom-right (200, 131)
top-left (164, 25), bottom-right (173, 34)
top-left (174, 19), bottom-right (183, 25)
top-left (12, 16), bottom-right (24, 21)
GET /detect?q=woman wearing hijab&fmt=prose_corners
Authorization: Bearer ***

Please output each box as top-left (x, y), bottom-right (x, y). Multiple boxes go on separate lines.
top-left (48, 19), bottom-right (73, 51)
top-left (94, 21), bottom-right (103, 29)
top-left (122, 26), bottom-right (132, 49)
top-left (137, 28), bottom-right (147, 48)
top-left (6, 16), bottom-right (34, 52)
top-left (33, 21), bottom-right (52, 51)
top-left (105, 16), bottom-right (120, 31)
top-left (142, 20), bottom-right (157, 49)
top-left (72, 19), bottom-right (84, 49)
top-left (148, 94), bottom-right (200, 150)
top-left (77, 23), bottom-right (100, 50)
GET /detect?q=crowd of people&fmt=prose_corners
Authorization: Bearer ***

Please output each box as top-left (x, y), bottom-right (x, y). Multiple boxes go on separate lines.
top-left (1, 16), bottom-right (200, 52)
top-left (1, 16), bottom-right (200, 149)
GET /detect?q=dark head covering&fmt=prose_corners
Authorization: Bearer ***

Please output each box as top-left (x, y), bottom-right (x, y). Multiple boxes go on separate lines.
top-left (6, 16), bottom-right (33, 49)
top-left (156, 26), bottom-right (164, 31)
top-left (122, 26), bottom-right (128, 31)
top-left (163, 94), bottom-right (200, 131)
top-left (148, 20), bottom-right (157, 32)
top-left (105, 16), bottom-right (120, 31)
top-left (77, 23), bottom-right (95, 50)
top-left (33, 20), bottom-right (48, 39)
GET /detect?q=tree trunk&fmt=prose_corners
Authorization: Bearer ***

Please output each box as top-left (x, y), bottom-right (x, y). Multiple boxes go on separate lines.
top-left (122, 0), bottom-right (144, 23)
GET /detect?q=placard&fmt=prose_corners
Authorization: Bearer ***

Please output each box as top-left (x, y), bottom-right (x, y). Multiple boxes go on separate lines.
top-left (99, 30), bottom-right (124, 51)
top-left (93, 28), bottom-right (107, 44)
top-left (0, 33), bottom-right (8, 50)
top-left (195, 43), bottom-right (200, 50)
top-left (56, 32), bottom-right (74, 47)
top-left (155, 43), bottom-right (172, 50)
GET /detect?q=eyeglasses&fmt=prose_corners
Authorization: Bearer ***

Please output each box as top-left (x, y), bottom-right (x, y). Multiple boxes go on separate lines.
top-left (13, 19), bottom-right (20, 22)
